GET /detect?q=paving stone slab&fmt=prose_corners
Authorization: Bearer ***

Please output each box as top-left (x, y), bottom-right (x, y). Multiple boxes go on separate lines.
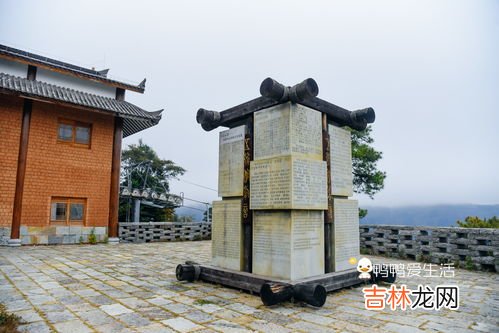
top-left (0, 241), bottom-right (497, 333)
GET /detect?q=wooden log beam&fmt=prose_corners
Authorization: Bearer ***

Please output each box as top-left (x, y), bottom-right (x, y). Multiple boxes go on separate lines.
top-left (176, 264), bottom-right (201, 282)
top-left (196, 77), bottom-right (375, 132)
top-left (198, 265), bottom-right (270, 293)
top-left (290, 268), bottom-right (362, 292)
top-left (196, 96), bottom-right (278, 131)
top-left (260, 282), bottom-right (294, 306)
top-left (259, 77), bottom-right (319, 103)
top-left (300, 98), bottom-right (375, 131)
top-left (293, 284), bottom-right (327, 307)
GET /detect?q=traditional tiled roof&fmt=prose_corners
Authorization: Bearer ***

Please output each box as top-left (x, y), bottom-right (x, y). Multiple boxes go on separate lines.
top-left (0, 44), bottom-right (145, 93)
top-left (0, 73), bottom-right (162, 137)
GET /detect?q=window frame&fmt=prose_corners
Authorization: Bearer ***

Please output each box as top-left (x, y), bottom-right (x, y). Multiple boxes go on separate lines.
top-left (50, 197), bottom-right (87, 226)
top-left (57, 119), bottom-right (92, 148)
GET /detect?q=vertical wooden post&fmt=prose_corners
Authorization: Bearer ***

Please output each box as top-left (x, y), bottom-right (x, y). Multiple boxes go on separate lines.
top-left (9, 100), bottom-right (33, 245)
top-left (108, 117), bottom-right (123, 242)
top-left (27, 65), bottom-right (37, 80)
top-left (322, 113), bottom-right (334, 272)
top-left (115, 88), bottom-right (125, 101)
top-left (241, 116), bottom-right (254, 272)
top-left (9, 65), bottom-right (37, 246)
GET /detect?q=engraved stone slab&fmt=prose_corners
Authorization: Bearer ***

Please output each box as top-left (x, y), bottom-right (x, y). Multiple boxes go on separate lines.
top-left (218, 125), bottom-right (245, 197)
top-left (254, 103), bottom-right (322, 161)
top-left (212, 199), bottom-right (242, 270)
top-left (250, 156), bottom-right (327, 210)
top-left (329, 124), bottom-right (353, 197)
top-left (253, 210), bottom-right (324, 280)
top-left (333, 199), bottom-right (359, 272)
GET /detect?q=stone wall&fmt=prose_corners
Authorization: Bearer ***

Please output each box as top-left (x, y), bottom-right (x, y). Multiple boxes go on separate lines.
top-left (119, 222), bottom-right (211, 243)
top-left (0, 227), bottom-right (10, 245)
top-left (0, 226), bottom-right (107, 245)
top-left (360, 225), bottom-right (499, 272)
top-left (20, 226), bottom-right (107, 245)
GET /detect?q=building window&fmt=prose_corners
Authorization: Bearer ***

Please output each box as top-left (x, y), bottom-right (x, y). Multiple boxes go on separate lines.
top-left (57, 119), bottom-right (91, 147)
top-left (50, 198), bottom-right (86, 225)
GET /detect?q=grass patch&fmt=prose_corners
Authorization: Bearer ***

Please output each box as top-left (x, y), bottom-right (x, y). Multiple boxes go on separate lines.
top-left (0, 303), bottom-right (22, 333)
top-left (193, 299), bottom-right (214, 306)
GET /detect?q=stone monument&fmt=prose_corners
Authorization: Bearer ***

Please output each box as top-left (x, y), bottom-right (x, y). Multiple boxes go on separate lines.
top-left (176, 77), bottom-right (389, 307)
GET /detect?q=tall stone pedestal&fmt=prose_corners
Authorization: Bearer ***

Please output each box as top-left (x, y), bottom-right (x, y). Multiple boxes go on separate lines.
top-left (253, 210), bottom-right (324, 280)
top-left (180, 77), bottom-right (383, 307)
top-left (212, 199), bottom-right (243, 270)
top-left (250, 103), bottom-right (326, 279)
top-left (328, 124), bottom-right (360, 271)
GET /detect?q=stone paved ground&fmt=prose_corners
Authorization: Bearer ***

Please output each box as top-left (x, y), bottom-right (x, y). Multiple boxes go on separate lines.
top-left (0, 241), bottom-right (497, 333)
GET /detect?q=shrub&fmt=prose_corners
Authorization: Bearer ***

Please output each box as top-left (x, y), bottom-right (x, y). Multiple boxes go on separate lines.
top-left (398, 248), bottom-right (406, 259)
top-left (360, 247), bottom-right (373, 255)
top-left (88, 228), bottom-right (97, 244)
top-left (416, 254), bottom-right (431, 263)
top-left (465, 256), bottom-right (475, 270)
top-left (456, 216), bottom-right (499, 228)
top-left (0, 303), bottom-right (22, 333)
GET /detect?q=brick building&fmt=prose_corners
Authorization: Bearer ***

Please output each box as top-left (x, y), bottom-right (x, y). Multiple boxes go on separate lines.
top-left (0, 45), bottom-right (162, 246)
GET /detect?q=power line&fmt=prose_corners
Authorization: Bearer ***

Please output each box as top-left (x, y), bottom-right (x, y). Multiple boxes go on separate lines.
top-left (183, 196), bottom-right (210, 205)
top-left (176, 179), bottom-right (217, 192)
top-left (180, 205), bottom-right (207, 212)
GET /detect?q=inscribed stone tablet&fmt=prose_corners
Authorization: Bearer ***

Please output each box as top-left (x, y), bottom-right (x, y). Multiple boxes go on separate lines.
top-left (212, 199), bottom-right (242, 270)
top-left (329, 124), bottom-right (353, 197)
top-left (333, 199), bottom-right (359, 272)
top-left (254, 103), bottom-right (322, 161)
top-left (218, 125), bottom-right (245, 197)
top-left (250, 156), bottom-right (327, 210)
top-left (291, 104), bottom-right (323, 159)
top-left (254, 104), bottom-right (290, 160)
top-left (253, 210), bottom-right (324, 280)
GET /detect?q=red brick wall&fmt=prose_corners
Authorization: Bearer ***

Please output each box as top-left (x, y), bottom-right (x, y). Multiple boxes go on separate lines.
top-left (0, 95), bottom-right (22, 227)
top-left (0, 96), bottom-right (115, 228)
top-left (21, 101), bottom-right (115, 227)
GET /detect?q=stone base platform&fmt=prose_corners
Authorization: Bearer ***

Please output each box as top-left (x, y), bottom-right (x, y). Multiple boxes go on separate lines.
top-left (176, 263), bottom-right (367, 307)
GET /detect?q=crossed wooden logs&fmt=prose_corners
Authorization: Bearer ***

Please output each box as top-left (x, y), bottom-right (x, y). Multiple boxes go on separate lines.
top-left (176, 263), bottom-right (396, 307)
top-left (196, 77), bottom-right (375, 131)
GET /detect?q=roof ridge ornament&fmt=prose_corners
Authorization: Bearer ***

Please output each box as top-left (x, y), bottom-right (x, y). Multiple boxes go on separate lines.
top-left (97, 68), bottom-right (109, 77)
top-left (196, 77), bottom-right (375, 131)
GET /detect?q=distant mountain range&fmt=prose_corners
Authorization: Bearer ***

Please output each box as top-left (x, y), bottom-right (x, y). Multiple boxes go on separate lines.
top-left (175, 204), bottom-right (206, 221)
top-left (361, 204), bottom-right (499, 227)
top-left (176, 203), bottom-right (499, 227)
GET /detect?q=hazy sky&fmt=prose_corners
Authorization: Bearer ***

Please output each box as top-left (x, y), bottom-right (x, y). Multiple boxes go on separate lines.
top-left (1, 0), bottom-right (498, 209)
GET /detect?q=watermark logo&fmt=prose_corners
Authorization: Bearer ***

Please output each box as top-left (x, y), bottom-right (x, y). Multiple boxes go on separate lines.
top-left (362, 284), bottom-right (459, 311)
top-left (352, 256), bottom-right (459, 311)
top-left (357, 257), bottom-right (373, 279)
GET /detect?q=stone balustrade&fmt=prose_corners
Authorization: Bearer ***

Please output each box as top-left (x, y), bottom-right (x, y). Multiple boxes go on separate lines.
top-left (360, 225), bottom-right (499, 272)
top-left (4, 222), bottom-right (498, 274)
top-left (119, 222), bottom-right (211, 243)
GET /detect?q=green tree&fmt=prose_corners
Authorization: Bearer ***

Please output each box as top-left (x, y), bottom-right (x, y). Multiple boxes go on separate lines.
top-left (119, 140), bottom-right (186, 221)
top-left (456, 216), bottom-right (499, 228)
top-left (351, 125), bottom-right (386, 218)
top-left (203, 206), bottom-right (212, 222)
